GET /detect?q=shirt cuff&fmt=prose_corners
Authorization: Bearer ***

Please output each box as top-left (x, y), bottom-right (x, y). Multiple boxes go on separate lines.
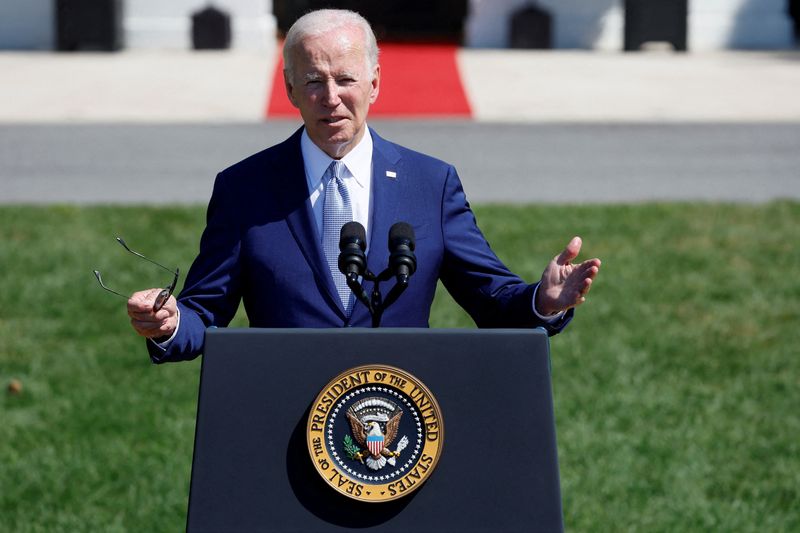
top-left (532, 284), bottom-right (565, 323)
top-left (148, 307), bottom-right (181, 351)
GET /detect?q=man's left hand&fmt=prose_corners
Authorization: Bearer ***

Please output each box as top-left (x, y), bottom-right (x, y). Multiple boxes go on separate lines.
top-left (535, 236), bottom-right (601, 316)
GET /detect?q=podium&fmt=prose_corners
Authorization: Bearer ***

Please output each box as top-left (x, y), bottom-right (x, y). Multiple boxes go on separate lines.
top-left (187, 328), bottom-right (564, 532)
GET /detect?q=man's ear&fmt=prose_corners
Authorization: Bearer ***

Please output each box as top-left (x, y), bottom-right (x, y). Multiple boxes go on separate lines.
top-left (369, 64), bottom-right (380, 104)
top-left (284, 70), bottom-right (299, 108)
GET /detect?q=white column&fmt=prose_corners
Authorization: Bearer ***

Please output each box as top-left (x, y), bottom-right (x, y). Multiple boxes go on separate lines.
top-left (689, 0), bottom-right (794, 50)
top-left (464, 0), bottom-right (528, 48)
top-left (538, 0), bottom-right (623, 50)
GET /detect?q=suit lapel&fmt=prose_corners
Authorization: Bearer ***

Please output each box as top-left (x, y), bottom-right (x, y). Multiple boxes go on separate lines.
top-left (281, 128), bottom-right (346, 317)
top-left (367, 131), bottom-right (403, 268)
top-left (350, 129), bottom-right (403, 324)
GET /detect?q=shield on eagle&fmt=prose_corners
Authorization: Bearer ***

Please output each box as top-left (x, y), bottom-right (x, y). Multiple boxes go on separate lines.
top-left (366, 434), bottom-right (384, 456)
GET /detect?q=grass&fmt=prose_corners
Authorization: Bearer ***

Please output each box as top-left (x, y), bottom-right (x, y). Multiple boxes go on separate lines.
top-left (1, 203), bottom-right (798, 532)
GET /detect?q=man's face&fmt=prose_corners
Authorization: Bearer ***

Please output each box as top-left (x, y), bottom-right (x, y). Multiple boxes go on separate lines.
top-left (284, 26), bottom-right (380, 159)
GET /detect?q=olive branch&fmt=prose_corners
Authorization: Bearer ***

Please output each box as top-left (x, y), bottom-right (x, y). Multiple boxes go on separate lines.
top-left (343, 435), bottom-right (361, 460)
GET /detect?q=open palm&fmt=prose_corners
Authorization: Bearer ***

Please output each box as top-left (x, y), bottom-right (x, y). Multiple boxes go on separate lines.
top-left (535, 236), bottom-right (601, 316)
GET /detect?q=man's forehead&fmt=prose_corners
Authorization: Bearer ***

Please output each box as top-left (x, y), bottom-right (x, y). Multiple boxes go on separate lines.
top-left (296, 31), bottom-right (365, 60)
top-left (294, 37), bottom-right (368, 73)
top-left (309, 24), bottom-right (364, 46)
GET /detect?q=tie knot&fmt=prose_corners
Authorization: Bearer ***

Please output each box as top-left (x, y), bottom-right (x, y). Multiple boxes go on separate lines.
top-left (327, 160), bottom-right (346, 183)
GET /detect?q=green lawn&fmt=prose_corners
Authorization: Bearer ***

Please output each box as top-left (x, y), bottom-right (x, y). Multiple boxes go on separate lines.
top-left (1, 203), bottom-right (798, 531)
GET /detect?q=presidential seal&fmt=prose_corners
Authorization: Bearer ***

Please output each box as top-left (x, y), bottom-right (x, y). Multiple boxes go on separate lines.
top-left (307, 365), bottom-right (444, 502)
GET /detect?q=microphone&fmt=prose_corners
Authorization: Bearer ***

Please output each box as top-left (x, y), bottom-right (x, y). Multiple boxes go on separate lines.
top-left (388, 222), bottom-right (416, 285)
top-left (338, 221), bottom-right (367, 282)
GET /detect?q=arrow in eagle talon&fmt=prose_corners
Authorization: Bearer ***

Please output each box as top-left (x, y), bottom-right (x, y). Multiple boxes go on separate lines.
top-left (387, 436), bottom-right (409, 466)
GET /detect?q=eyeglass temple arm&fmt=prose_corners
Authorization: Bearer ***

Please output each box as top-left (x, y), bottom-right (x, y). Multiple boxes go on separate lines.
top-left (93, 270), bottom-right (130, 300)
top-left (167, 267), bottom-right (180, 291)
top-left (116, 237), bottom-right (178, 276)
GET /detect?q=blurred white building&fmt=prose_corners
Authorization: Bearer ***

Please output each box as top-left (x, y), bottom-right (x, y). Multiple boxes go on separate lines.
top-left (466, 0), bottom-right (795, 50)
top-left (0, 0), bottom-right (276, 50)
top-left (125, 0), bottom-right (275, 49)
top-left (0, 0), bottom-right (795, 51)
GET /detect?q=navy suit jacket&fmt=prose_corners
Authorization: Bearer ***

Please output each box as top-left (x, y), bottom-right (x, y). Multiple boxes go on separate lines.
top-left (149, 127), bottom-right (572, 363)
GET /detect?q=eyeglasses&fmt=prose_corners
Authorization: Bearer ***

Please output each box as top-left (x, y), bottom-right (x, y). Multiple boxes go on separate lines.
top-left (93, 237), bottom-right (180, 312)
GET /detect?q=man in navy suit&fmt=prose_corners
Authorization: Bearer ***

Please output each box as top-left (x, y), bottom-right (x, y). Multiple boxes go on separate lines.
top-left (127, 9), bottom-right (601, 363)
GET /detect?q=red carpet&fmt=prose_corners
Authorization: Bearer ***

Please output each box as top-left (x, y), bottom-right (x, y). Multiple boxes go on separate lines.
top-left (266, 43), bottom-right (472, 118)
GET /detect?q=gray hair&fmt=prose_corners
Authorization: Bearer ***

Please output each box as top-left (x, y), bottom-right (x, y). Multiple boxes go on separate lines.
top-left (283, 9), bottom-right (379, 81)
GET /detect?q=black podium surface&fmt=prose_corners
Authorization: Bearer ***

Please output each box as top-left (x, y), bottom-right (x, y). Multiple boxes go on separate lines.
top-left (187, 328), bottom-right (563, 532)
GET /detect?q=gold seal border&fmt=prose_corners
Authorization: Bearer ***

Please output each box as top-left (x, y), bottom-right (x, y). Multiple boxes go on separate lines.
top-left (306, 364), bottom-right (445, 503)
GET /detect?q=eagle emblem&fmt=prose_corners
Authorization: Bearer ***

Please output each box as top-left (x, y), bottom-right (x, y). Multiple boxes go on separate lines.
top-left (307, 365), bottom-right (444, 502)
top-left (345, 397), bottom-right (408, 471)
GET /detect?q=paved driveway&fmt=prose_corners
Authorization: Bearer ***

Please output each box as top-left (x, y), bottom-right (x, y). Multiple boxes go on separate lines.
top-left (2, 122), bottom-right (798, 204)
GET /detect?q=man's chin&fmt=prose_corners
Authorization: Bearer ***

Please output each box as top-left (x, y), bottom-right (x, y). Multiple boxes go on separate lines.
top-left (312, 135), bottom-right (354, 158)
top-left (317, 134), bottom-right (351, 152)
top-left (319, 122), bottom-right (353, 142)
top-left (308, 123), bottom-right (365, 158)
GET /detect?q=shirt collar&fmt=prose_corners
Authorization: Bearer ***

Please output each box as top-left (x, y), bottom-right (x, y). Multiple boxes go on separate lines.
top-left (301, 127), bottom-right (372, 192)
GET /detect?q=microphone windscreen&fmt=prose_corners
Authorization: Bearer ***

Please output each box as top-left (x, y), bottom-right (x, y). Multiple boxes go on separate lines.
top-left (389, 222), bottom-right (415, 251)
top-left (340, 221), bottom-right (367, 250)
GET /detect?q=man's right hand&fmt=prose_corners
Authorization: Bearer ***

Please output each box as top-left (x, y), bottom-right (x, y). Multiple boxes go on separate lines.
top-left (127, 288), bottom-right (178, 340)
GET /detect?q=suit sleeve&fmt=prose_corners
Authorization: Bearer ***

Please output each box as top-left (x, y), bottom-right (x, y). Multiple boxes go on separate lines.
top-left (437, 166), bottom-right (573, 334)
top-left (147, 172), bottom-right (244, 363)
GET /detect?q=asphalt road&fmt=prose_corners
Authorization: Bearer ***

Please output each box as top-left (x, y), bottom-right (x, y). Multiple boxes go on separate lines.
top-left (2, 122), bottom-right (798, 204)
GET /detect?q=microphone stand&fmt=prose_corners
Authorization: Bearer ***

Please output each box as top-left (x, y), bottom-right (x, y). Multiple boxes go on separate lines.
top-left (349, 268), bottom-right (409, 328)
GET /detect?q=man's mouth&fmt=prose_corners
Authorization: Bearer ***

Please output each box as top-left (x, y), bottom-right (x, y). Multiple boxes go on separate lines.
top-left (322, 117), bottom-right (347, 125)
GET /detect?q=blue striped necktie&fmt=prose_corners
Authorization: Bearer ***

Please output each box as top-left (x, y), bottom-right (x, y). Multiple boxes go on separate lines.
top-left (322, 160), bottom-right (353, 314)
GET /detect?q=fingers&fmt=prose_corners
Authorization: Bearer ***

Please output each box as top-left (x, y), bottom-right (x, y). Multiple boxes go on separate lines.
top-left (130, 317), bottom-right (176, 338)
top-left (575, 259), bottom-right (600, 291)
top-left (539, 238), bottom-right (601, 314)
top-left (127, 289), bottom-right (178, 339)
top-left (127, 288), bottom-right (162, 314)
top-left (128, 307), bottom-right (172, 322)
top-left (575, 258), bottom-right (601, 280)
top-left (555, 236), bottom-right (582, 266)
top-left (578, 276), bottom-right (593, 298)
top-left (560, 259), bottom-right (601, 309)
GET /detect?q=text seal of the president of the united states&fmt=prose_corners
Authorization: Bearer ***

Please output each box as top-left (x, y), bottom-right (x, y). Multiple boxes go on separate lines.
top-left (307, 364), bottom-right (444, 502)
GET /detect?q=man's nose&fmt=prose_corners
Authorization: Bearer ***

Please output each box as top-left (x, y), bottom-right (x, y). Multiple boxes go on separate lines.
top-left (321, 80), bottom-right (341, 107)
